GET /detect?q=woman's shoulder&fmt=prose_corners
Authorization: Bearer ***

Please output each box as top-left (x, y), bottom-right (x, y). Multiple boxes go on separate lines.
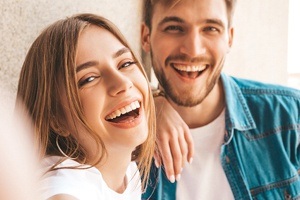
top-left (123, 162), bottom-right (141, 198)
top-left (39, 156), bottom-right (103, 199)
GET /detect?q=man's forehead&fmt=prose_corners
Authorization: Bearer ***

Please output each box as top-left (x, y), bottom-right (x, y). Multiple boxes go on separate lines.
top-left (152, 0), bottom-right (211, 15)
top-left (151, 0), bottom-right (229, 28)
top-left (153, 0), bottom-right (184, 8)
top-left (152, 0), bottom-right (226, 11)
top-left (152, 0), bottom-right (200, 7)
top-left (152, 0), bottom-right (183, 16)
top-left (152, 0), bottom-right (181, 5)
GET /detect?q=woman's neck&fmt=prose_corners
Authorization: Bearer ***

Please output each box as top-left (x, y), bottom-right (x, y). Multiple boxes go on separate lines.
top-left (95, 151), bottom-right (132, 193)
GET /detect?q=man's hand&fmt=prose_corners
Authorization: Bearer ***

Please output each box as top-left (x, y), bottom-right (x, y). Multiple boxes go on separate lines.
top-left (154, 96), bottom-right (194, 183)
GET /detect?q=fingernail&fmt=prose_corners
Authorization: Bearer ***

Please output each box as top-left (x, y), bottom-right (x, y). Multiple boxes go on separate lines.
top-left (169, 175), bottom-right (175, 183)
top-left (189, 157), bottom-right (193, 164)
top-left (176, 174), bottom-right (181, 181)
top-left (154, 160), bottom-right (159, 168)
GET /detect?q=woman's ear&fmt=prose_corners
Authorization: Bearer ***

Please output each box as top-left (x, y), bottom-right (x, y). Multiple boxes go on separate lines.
top-left (50, 118), bottom-right (68, 137)
top-left (141, 23), bottom-right (151, 52)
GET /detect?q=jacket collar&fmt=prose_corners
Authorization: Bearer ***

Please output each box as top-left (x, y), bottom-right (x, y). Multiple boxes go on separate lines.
top-left (221, 73), bottom-right (256, 143)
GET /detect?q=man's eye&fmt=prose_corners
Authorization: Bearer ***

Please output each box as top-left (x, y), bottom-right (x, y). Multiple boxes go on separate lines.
top-left (78, 76), bottom-right (99, 87)
top-left (203, 27), bottom-right (219, 32)
top-left (119, 61), bottom-right (137, 69)
top-left (164, 26), bottom-right (184, 33)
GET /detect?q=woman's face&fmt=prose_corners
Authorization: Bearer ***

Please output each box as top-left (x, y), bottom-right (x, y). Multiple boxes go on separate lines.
top-left (74, 25), bottom-right (149, 158)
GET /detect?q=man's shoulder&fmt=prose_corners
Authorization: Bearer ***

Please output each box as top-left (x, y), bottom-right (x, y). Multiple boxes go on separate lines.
top-left (223, 74), bottom-right (300, 99)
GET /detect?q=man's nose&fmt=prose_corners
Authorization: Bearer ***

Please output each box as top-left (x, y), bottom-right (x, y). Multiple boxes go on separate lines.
top-left (179, 29), bottom-right (206, 58)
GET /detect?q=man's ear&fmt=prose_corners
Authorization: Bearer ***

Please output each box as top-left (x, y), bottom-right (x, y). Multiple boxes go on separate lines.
top-left (228, 27), bottom-right (234, 48)
top-left (141, 23), bottom-right (151, 52)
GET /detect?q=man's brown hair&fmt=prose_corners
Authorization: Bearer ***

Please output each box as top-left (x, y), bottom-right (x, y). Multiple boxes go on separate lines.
top-left (143, 0), bottom-right (237, 30)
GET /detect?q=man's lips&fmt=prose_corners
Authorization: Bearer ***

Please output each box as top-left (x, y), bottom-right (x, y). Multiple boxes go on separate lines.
top-left (171, 63), bottom-right (208, 79)
top-left (105, 100), bottom-right (140, 123)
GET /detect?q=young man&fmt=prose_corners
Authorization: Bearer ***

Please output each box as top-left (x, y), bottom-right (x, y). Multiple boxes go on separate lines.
top-left (141, 0), bottom-right (300, 199)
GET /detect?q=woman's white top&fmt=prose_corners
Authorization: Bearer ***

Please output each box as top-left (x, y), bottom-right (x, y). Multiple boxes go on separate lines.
top-left (39, 156), bottom-right (141, 200)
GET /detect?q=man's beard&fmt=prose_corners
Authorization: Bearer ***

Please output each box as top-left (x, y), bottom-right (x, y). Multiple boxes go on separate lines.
top-left (151, 52), bottom-right (224, 107)
top-left (157, 70), bottom-right (218, 107)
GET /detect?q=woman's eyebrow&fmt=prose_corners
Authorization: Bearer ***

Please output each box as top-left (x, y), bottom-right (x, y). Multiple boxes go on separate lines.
top-left (113, 47), bottom-right (130, 59)
top-left (76, 61), bottom-right (98, 73)
top-left (76, 47), bottom-right (130, 73)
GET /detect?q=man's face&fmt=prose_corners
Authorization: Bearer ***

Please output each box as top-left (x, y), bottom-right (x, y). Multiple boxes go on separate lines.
top-left (142, 0), bottom-right (233, 107)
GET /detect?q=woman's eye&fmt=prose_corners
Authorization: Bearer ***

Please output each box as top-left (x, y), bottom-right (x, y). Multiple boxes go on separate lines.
top-left (78, 76), bottom-right (99, 87)
top-left (119, 61), bottom-right (137, 69)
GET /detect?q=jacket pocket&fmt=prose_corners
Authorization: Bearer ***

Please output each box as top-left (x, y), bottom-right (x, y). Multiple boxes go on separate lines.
top-left (251, 174), bottom-right (300, 200)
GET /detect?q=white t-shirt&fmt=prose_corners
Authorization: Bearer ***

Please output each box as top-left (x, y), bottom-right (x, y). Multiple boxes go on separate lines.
top-left (177, 110), bottom-right (234, 200)
top-left (39, 156), bottom-right (141, 200)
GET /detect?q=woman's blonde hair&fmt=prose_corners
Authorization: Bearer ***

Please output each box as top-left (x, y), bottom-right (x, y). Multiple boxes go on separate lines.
top-left (16, 13), bottom-right (156, 189)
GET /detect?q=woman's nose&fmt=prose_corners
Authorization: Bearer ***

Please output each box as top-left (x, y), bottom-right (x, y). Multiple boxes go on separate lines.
top-left (106, 70), bottom-right (133, 96)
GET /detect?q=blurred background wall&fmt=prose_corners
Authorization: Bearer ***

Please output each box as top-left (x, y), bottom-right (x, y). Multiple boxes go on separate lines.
top-left (224, 0), bottom-right (289, 84)
top-left (0, 0), bottom-right (142, 111)
top-left (0, 0), bottom-right (298, 113)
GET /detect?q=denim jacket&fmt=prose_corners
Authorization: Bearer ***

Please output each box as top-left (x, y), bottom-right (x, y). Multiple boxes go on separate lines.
top-left (142, 73), bottom-right (300, 200)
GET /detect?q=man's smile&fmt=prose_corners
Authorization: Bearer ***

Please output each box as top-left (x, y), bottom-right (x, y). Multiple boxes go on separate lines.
top-left (171, 63), bottom-right (208, 79)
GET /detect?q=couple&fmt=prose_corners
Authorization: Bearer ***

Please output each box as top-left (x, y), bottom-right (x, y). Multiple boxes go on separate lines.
top-left (16, 0), bottom-right (300, 199)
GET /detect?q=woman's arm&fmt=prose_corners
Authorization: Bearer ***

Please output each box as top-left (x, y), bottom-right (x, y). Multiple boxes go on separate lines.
top-left (48, 194), bottom-right (79, 200)
top-left (153, 95), bottom-right (194, 183)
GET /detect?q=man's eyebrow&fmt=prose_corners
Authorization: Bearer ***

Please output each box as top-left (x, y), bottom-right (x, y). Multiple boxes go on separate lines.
top-left (76, 47), bottom-right (131, 73)
top-left (158, 16), bottom-right (185, 26)
top-left (158, 16), bottom-right (226, 28)
top-left (205, 19), bottom-right (226, 28)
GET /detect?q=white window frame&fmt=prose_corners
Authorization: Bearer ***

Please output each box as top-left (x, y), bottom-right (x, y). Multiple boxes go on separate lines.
top-left (288, 0), bottom-right (300, 89)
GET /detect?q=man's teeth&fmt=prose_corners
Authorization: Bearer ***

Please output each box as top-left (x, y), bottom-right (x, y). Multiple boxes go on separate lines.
top-left (106, 101), bottom-right (140, 120)
top-left (173, 64), bottom-right (207, 72)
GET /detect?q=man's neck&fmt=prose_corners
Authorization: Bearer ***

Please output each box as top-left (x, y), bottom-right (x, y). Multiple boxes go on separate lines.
top-left (170, 80), bottom-right (225, 128)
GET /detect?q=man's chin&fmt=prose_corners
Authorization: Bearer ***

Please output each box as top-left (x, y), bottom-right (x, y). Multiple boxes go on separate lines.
top-left (167, 93), bottom-right (203, 107)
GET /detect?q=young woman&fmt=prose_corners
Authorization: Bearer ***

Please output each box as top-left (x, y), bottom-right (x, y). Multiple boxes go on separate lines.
top-left (16, 13), bottom-right (155, 200)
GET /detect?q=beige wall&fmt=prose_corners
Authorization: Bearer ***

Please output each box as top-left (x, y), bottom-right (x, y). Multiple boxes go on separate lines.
top-left (224, 0), bottom-right (289, 85)
top-left (0, 0), bottom-right (290, 111)
top-left (0, 0), bottom-right (142, 110)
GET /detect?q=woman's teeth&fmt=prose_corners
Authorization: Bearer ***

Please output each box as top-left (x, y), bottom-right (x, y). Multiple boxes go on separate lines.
top-left (106, 101), bottom-right (140, 120)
